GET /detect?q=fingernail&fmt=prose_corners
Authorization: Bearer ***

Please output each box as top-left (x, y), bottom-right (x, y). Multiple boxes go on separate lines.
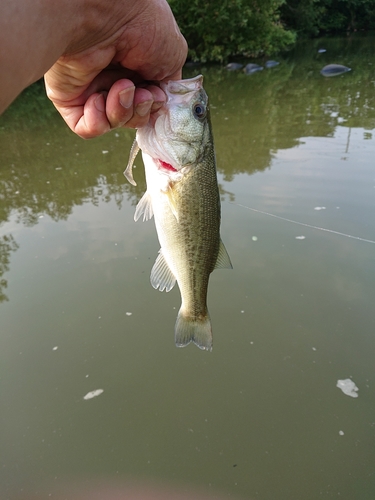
top-left (135, 100), bottom-right (153, 117)
top-left (94, 94), bottom-right (105, 112)
top-left (119, 86), bottom-right (135, 109)
top-left (151, 101), bottom-right (164, 112)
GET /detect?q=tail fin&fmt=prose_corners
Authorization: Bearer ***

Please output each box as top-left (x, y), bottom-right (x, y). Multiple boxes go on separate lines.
top-left (174, 309), bottom-right (213, 351)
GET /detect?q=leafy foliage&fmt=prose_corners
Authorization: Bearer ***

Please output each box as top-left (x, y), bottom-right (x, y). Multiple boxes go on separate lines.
top-left (168, 0), bottom-right (296, 62)
top-left (168, 0), bottom-right (375, 62)
top-left (280, 0), bottom-right (375, 36)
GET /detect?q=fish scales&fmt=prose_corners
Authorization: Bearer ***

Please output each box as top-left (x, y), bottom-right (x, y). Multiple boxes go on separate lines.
top-left (124, 75), bottom-right (231, 351)
top-left (160, 147), bottom-right (220, 317)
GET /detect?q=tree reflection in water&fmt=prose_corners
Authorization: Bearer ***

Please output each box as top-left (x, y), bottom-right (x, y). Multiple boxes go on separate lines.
top-left (0, 234), bottom-right (19, 302)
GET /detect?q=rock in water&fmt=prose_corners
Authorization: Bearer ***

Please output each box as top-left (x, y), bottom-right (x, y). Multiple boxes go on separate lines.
top-left (225, 62), bottom-right (243, 71)
top-left (244, 63), bottom-right (263, 75)
top-left (321, 64), bottom-right (351, 77)
top-left (265, 60), bottom-right (279, 68)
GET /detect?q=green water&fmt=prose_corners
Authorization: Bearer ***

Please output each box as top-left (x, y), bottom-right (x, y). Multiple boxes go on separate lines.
top-left (0, 35), bottom-right (374, 500)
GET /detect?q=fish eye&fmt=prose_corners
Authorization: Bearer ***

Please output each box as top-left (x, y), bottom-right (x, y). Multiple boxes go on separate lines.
top-left (193, 102), bottom-right (206, 120)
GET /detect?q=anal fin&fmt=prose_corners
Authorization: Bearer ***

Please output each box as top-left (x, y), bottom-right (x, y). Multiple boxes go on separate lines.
top-left (215, 240), bottom-right (233, 269)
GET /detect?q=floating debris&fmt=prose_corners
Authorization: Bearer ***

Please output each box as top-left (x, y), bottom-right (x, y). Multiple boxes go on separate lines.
top-left (339, 430), bottom-right (345, 436)
top-left (226, 62), bottom-right (243, 71)
top-left (295, 236), bottom-right (306, 240)
top-left (52, 346), bottom-right (58, 351)
top-left (318, 48), bottom-right (327, 53)
top-left (83, 389), bottom-right (104, 400)
top-left (252, 236), bottom-right (258, 241)
top-left (336, 379), bottom-right (359, 398)
top-left (321, 64), bottom-right (351, 77)
top-left (265, 60), bottom-right (279, 68)
top-left (102, 150), bottom-right (109, 154)
top-left (126, 312), bottom-right (132, 316)
top-left (244, 63), bottom-right (263, 75)
top-left (314, 206), bottom-right (326, 211)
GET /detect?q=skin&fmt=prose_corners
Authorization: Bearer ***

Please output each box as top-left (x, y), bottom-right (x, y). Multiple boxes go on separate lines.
top-left (0, 0), bottom-right (187, 138)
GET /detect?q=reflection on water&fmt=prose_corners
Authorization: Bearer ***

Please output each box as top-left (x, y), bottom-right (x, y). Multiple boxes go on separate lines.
top-left (0, 35), bottom-right (374, 500)
top-left (0, 234), bottom-right (19, 302)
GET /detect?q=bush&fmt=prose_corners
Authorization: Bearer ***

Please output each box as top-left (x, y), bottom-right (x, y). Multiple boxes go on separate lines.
top-left (280, 0), bottom-right (375, 36)
top-left (168, 0), bottom-right (296, 62)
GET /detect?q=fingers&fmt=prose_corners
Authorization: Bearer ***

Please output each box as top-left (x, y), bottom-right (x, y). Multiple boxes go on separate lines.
top-left (50, 80), bottom-right (167, 139)
top-left (71, 92), bottom-right (111, 139)
top-left (106, 81), bottom-right (166, 129)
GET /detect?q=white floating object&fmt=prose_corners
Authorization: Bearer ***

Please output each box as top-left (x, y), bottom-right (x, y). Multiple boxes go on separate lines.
top-left (126, 312), bottom-right (132, 316)
top-left (102, 150), bottom-right (109, 154)
top-left (339, 430), bottom-right (345, 436)
top-left (52, 346), bottom-right (58, 351)
top-left (314, 206), bottom-right (326, 211)
top-left (83, 389), bottom-right (104, 400)
top-left (336, 379), bottom-right (359, 398)
top-left (295, 236), bottom-right (306, 240)
top-left (252, 236), bottom-right (258, 241)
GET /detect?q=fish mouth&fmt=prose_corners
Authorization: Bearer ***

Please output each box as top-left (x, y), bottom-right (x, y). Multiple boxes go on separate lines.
top-left (156, 159), bottom-right (177, 173)
top-left (160, 75), bottom-right (203, 96)
top-left (147, 75), bottom-right (203, 127)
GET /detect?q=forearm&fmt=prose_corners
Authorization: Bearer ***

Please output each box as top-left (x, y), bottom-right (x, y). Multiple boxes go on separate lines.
top-left (0, 0), bottom-right (85, 112)
top-left (0, 0), bottom-right (145, 112)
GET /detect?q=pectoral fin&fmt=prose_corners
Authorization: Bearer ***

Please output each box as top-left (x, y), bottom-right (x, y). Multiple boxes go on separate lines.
top-left (124, 139), bottom-right (140, 186)
top-left (166, 186), bottom-right (179, 222)
top-left (150, 250), bottom-right (176, 292)
top-left (214, 240), bottom-right (233, 269)
top-left (134, 191), bottom-right (153, 222)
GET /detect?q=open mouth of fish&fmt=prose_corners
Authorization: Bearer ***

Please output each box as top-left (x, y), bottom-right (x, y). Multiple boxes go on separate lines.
top-left (156, 159), bottom-right (177, 173)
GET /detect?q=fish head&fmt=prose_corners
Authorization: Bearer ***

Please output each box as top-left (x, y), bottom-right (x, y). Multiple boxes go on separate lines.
top-left (136, 75), bottom-right (211, 173)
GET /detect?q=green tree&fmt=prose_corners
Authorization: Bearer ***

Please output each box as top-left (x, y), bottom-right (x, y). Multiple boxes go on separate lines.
top-left (280, 0), bottom-right (325, 35)
top-left (168, 0), bottom-right (295, 62)
top-left (280, 0), bottom-right (375, 36)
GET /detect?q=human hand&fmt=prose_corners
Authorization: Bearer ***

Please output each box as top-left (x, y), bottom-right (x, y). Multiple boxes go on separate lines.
top-left (44, 0), bottom-right (187, 138)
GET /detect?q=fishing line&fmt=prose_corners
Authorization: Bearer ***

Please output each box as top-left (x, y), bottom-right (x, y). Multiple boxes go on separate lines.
top-left (231, 203), bottom-right (375, 245)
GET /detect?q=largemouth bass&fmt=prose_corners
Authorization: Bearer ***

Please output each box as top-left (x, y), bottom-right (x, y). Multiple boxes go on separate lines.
top-left (124, 75), bottom-right (232, 351)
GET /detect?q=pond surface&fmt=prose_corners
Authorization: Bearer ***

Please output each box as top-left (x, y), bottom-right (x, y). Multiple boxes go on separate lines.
top-left (0, 35), bottom-right (374, 500)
